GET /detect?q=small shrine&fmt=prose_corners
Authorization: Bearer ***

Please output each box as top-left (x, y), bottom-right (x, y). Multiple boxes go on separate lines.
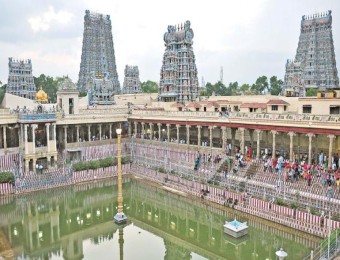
top-left (224, 218), bottom-right (248, 238)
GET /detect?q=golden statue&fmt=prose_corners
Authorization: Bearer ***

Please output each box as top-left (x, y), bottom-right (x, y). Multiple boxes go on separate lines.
top-left (36, 87), bottom-right (48, 103)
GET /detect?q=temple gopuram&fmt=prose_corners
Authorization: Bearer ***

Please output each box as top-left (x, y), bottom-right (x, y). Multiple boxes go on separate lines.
top-left (159, 21), bottom-right (199, 102)
top-left (122, 65), bottom-right (141, 94)
top-left (77, 10), bottom-right (120, 103)
top-left (283, 11), bottom-right (339, 97)
top-left (6, 58), bottom-right (36, 100)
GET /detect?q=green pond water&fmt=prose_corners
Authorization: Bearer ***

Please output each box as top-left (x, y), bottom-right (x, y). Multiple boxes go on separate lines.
top-left (0, 177), bottom-right (319, 259)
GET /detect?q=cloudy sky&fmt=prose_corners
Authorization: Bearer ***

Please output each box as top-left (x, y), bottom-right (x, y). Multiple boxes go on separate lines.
top-left (0, 0), bottom-right (339, 86)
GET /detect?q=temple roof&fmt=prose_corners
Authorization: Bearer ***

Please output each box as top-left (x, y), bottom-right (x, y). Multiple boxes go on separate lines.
top-left (58, 77), bottom-right (77, 91)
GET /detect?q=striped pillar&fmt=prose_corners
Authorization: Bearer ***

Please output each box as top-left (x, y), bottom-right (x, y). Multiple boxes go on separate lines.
top-left (271, 130), bottom-right (278, 159)
top-left (197, 125), bottom-right (201, 148)
top-left (238, 127), bottom-right (245, 155)
top-left (255, 129), bottom-right (262, 159)
top-left (46, 123), bottom-right (50, 152)
top-left (222, 126), bottom-right (227, 150)
top-left (306, 133), bottom-right (314, 165)
top-left (167, 124), bottom-right (170, 142)
top-left (328, 135), bottom-right (335, 167)
top-left (288, 132), bottom-right (295, 162)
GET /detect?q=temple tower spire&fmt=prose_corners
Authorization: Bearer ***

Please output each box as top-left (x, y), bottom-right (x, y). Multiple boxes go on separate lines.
top-left (77, 10), bottom-right (120, 100)
top-left (7, 58), bottom-right (36, 100)
top-left (122, 65), bottom-right (141, 94)
top-left (283, 10), bottom-right (338, 96)
top-left (159, 20), bottom-right (199, 102)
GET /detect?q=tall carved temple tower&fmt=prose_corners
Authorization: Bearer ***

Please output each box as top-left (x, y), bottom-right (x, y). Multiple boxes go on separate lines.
top-left (78, 10), bottom-right (120, 104)
top-left (7, 58), bottom-right (36, 100)
top-left (122, 65), bottom-right (141, 94)
top-left (283, 10), bottom-right (339, 97)
top-left (159, 21), bottom-right (199, 102)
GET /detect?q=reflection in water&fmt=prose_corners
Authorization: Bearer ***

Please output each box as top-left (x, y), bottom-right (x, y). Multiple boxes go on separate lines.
top-left (0, 177), bottom-right (319, 260)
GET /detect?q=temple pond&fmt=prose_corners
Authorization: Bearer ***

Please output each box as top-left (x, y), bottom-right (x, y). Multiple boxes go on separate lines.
top-left (0, 177), bottom-right (320, 259)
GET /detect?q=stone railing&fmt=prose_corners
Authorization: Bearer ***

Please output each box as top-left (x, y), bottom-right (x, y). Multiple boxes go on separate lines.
top-left (35, 146), bottom-right (48, 154)
top-left (131, 110), bottom-right (340, 128)
top-left (0, 109), bottom-right (11, 114)
top-left (59, 113), bottom-right (128, 124)
top-left (131, 110), bottom-right (219, 118)
top-left (18, 113), bottom-right (57, 122)
top-left (0, 113), bottom-right (19, 124)
top-left (79, 107), bottom-right (129, 114)
top-left (229, 112), bottom-right (340, 123)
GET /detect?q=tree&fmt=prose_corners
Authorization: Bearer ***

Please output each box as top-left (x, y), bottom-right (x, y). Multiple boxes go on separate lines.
top-left (227, 81), bottom-right (239, 95)
top-left (200, 89), bottom-right (208, 96)
top-left (306, 88), bottom-right (317, 97)
top-left (0, 84), bottom-right (6, 105)
top-left (141, 80), bottom-right (158, 93)
top-left (269, 76), bottom-right (283, 95)
top-left (205, 81), bottom-right (229, 96)
top-left (34, 74), bottom-right (62, 103)
top-left (79, 90), bottom-right (87, 97)
top-left (251, 76), bottom-right (268, 94)
top-left (239, 83), bottom-right (250, 94)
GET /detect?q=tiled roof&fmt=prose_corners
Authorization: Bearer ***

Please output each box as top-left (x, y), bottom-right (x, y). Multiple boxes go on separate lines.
top-left (187, 102), bottom-right (202, 108)
top-left (170, 103), bottom-right (185, 108)
top-left (267, 99), bottom-right (289, 105)
top-left (240, 103), bottom-right (267, 109)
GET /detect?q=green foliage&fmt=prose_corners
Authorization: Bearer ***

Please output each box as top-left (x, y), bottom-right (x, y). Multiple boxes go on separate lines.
top-left (228, 81), bottom-right (239, 95)
top-left (332, 213), bottom-right (340, 221)
top-left (79, 90), bottom-right (87, 97)
top-left (200, 89), bottom-right (208, 96)
top-left (269, 76), bottom-right (283, 95)
top-left (251, 76), bottom-right (268, 94)
top-left (88, 160), bottom-right (100, 170)
top-left (239, 83), bottom-right (251, 94)
top-left (141, 80), bottom-right (158, 93)
top-left (275, 197), bottom-right (289, 207)
top-left (72, 156), bottom-right (129, 171)
top-left (306, 88), bottom-right (317, 97)
top-left (290, 202), bottom-right (298, 209)
top-left (0, 172), bottom-right (14, 184)
top-left (205, 81), bottom-right (229, 96)
top-left (0, 84), bottom-right (6, 105)
top-left (34, 74), bottom-right (68, 103)
top-left (158, 167), bottom-right (166, 173)
top-left (204, 76), bottom-right (282, 97)
top-left (309, 207), bottom-right (318, 215)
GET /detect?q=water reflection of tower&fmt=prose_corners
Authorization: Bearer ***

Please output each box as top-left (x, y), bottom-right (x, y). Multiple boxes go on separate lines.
top-left (164, 240), bottom-right (191, 260)
top-left (118, 227), bottom-right (124, 260)
top-left (23, 202), bottom-right (61, 252)
top-left (62, 235), bottom-right (84, 260)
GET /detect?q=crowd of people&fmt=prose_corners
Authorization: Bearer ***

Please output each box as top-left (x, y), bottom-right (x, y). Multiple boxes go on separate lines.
top-left (260, 151), bottom-right (340, 199)
top-left (190, 143), bottom-right (340, 199)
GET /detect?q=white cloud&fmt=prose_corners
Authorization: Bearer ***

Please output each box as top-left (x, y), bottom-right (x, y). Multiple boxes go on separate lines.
top-left (28, 6), bottom-right (74, 32)
top-left (0, 0), bottom-right (339, 86)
